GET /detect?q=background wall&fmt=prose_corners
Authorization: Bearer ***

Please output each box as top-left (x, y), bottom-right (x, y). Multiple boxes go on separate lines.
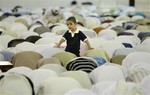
top-left (0, 0), bottom-right (72, 9)
top-left (0, 0), bottom-right (100, 9)
top-left (0, 0), bottom-right (127, 9)
top-left (0, 0), bottom-right (149, 16)
top-left (135, 0), bottom-right (150, 16)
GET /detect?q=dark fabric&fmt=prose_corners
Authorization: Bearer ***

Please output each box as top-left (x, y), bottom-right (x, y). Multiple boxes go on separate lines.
top-left (63, 30), bottom-right (87, 57)
top-left (117, 32), bottom-right (134, 36)
top-left (8, 39), bottom-right (26, 47)
top-left (0, 15), bottom-right (7, 21)
top-left (111, 26), bottom-right (126, 33)
top-left (24, 75), bottom-right (35, 95)
top-left (35, 21), bottom-right (44, 26)
top-left (66, 57), bottom-right (98, 73)
top-left (2, 12), bottom-right (21, 17)
top-left (137, 32), bottom-right (150, 41)
top-left (34, 26), bottom-right (51, 34)
top-left (122, 43), bottom-right (133, 48)
top-left (26, 35), bottom-right (41, 43)
top-left (0, 31), bottom-right (2, 35)
top-left (2, 12), bottom-right (13, 17)
top-left (49, 24), bottom-right (58, 31)
top-left (110, 55), bottom-right (126, 65)
top-left (122, 22), bottom-right (137, 30)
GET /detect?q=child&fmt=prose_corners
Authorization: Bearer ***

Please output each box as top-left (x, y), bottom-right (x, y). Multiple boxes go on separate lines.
top-left (54, 16), bottom-right (93, 56)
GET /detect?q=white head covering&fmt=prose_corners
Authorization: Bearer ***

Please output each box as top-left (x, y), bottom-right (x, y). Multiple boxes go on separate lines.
top-left (125, 30), bottom-right (139, 36)
top-left (35, 37), bottom-right (56, 45)
top-left (15, 42), bottom-right (36, 51)
top-left (0, 92), bottom-right (15, 95)
top-left (87, 37), bottom-right (106, 48)
top-left (59, 71), bottom-right (92, 89)
top-left (141, 75), bottom-right (150, 95)
top-left (100, 40), bottom-right (125, 59)
top-left (89, 64), bottom-right (126, 84)
top-left (0, 73), bottom-right (34, 95)
top-left (39, 64), bottom-right (67, 75)
top-left (6, 66), bottom-right (32, 76)
top-left (84, 16), bottom-right (101, 29)
top-left (114, 35), bottom-right (141, 47)
top-left (20, 31), bottom-right (39, 39)
top-left (36, 57), bottom-right (62, 68)
top-left (28, 69), bottom-right (57, 94)
top-left (92, 81), bottom-right (116, 95)
top-left (127, 63), bottom-right (150, 83)
top-left (134, 44), bottom-right (150, 53)
top-left (141, 38), bottom-right (150, 46)
top-left (65, 88), bottom-right (96, 95)
top-left (97, 29), bottom-right (117, 40)
top-left (37, 77), bottom-right (82, 95)
top-left (40, 47), bottom-right (64, 58)
top-left (122, 52), bottom-right (150, 74)
top-left (0, 35), bottom-right (15, 48)
top-left (99, 80), bottom-right (143, 95)
top-left (113, 48), bottom-right (136, 57)
top-left (0, 54), bottom-right (4, 61)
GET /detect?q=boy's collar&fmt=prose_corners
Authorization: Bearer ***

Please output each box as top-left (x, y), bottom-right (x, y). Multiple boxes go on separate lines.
top-left (68, 28), bottom-right (79, 33)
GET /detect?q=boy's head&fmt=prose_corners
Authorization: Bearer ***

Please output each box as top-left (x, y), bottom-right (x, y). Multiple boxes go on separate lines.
top-left (66, 17), bottom-right (77, 31)
top-left (67, 16), bottom-right (77, 24)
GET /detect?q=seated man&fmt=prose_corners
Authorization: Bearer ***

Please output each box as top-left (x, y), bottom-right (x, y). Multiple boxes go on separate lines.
top-left (42, 6), bottom-right (64, 25)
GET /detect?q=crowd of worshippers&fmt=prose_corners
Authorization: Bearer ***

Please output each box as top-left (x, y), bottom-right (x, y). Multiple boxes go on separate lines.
top-left (0, 1), bottom-right (150, 95)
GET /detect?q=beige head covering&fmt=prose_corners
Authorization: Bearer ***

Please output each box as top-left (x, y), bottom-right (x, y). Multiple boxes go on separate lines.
top-left (52, 51), bottom-right (77, 68)
top-left (36, 57), bottom-right (61, 68)
top-left (84, 48), bottom-right (109, 61)
top-left (39, 64), bottom-right (67, 74)
top-left (11, 51), bottom-right (43, 69)
top-left (59, 71), bottom-right (92, 89)
top-left (110, 55), bottom-right (127, 65)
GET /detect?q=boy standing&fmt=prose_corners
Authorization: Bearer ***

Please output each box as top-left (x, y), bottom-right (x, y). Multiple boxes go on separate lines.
top-left (55, 16), bottom-right (93, 56)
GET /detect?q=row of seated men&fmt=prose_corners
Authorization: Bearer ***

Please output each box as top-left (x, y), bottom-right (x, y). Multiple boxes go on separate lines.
top-left (0, 4), bottom-right (150, 95)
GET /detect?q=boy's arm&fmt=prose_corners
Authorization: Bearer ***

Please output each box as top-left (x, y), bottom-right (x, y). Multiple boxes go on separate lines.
top-left (84, 39), bottom-right (93, 50)
top-left (54, 38), bottom-right (65, 48)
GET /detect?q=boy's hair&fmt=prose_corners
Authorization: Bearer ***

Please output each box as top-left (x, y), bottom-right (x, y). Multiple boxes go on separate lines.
top-left (67, 16), bottom-right (76, 24)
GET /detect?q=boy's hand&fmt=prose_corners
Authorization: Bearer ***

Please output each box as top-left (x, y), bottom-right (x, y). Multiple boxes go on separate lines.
top-left (54, 43), bottom-right (64, 48)
top-left (88, 47), bottom-right (94, 50)
top-left (54, 43), bottom-right (60, 48)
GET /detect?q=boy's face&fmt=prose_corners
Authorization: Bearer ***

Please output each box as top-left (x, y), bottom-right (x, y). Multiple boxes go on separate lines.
top-left (66, 21), bottom-right (76, 31)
